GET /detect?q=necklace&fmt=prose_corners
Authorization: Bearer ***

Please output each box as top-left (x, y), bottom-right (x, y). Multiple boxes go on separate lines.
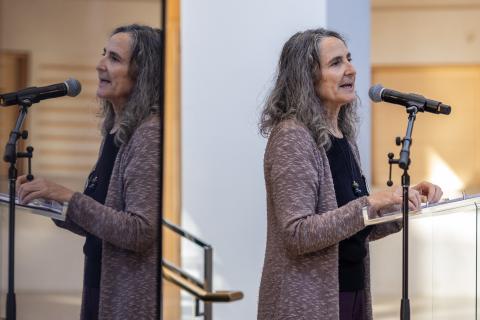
top-left (327, 128), bottom-right (343, 139)
top-left (333, 137), bottom-right (363, 197)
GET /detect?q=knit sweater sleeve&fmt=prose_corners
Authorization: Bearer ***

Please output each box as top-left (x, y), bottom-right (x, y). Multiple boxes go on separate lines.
top-left (348, 141), bottom-right (403, 241)
top-left (267, 123), bottom-right (369, 256)
top-left (53, 216), bottom-right (87, 237)
top-left (64, 119), bottom-right (160, 253)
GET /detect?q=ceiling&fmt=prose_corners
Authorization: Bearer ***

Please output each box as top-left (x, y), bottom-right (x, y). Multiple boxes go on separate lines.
top-left (372, 0), bottom-right (480, 8)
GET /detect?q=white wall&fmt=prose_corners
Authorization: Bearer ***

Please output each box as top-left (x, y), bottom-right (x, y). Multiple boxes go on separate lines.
top-left (328, 0), bottom-right (372, 182)
top-left (181, 2), bottom-right (325, 319)
top-left (181, 1), bottom-right (371, 319)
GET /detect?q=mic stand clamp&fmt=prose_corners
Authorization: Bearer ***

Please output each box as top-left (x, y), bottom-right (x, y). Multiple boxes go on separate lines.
top-left (4, 98), bottom-right (35, 320)
top-left (17, 146), bottom-right (35, 182)
top-left (385, 103), bottom-right (419, 320)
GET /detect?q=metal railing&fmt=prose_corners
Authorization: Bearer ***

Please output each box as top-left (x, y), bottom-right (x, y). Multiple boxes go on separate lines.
top-left (162, 219), bottom-right (243, 319)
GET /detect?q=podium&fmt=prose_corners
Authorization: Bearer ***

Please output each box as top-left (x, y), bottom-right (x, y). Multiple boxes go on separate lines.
top-left (0, 193), bottom-right (66, 221)
top-left (366, 194), bottom-right (480, 319)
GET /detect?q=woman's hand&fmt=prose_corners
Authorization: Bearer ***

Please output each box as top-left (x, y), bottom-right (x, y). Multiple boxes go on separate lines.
top-left (367, 181), bottom-right (443, 213)
top-left (367, 186), bottom-right (423, 212)
top-left (16, 175), bottom-right (74, 204)
top-left (411, 181), bottom-right (443, 204)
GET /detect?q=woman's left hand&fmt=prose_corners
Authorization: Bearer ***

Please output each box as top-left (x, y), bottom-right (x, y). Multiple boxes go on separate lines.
top-left (16, 175), bottom-right (75, 204)
top-left (411, 181), bottom-right (443, 204)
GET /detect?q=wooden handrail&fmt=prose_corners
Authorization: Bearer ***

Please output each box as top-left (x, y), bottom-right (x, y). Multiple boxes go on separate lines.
top-left (162, 267), bottom-right (243, 302)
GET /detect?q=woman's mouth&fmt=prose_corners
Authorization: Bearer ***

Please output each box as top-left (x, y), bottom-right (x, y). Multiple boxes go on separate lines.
top-left (339, 83), bottom-right (354, 89)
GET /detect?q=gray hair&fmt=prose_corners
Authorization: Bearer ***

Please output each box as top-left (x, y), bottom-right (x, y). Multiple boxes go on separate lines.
top-left (100, 24), bottom-right (162, 146)
top-left (259, 28), bottom-right (359, 149)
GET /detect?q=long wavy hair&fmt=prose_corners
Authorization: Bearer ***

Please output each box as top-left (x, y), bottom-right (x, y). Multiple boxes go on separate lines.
top-left (259, 28), bottom-right (359, 149)
top-left (100, 24), bottom-right (162, 146)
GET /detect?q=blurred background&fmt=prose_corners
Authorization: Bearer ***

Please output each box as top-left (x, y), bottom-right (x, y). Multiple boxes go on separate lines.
top-left (2, 0), bottom-right (480, 319)
top-left (0, 0), bottom-right (162, 319)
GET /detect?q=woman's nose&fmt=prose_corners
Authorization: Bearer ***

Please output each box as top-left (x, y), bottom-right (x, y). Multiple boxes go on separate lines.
top-left (96, 56), bottom-right (106, 72)
top-left (346, 61), bottom-right (356, 76)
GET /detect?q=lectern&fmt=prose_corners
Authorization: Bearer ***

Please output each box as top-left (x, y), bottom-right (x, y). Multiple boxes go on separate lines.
top-left (365, 194), bottom-right (480, 319)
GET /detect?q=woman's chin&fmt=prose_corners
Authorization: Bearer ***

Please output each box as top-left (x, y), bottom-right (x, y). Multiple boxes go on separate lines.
top-left (342, 94), bottom-right (357, 104)
top-left (96, 90), bottom-right (109, 101)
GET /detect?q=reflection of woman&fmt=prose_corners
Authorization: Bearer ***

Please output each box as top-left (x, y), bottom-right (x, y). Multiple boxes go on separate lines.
top-left (17, 24), bottom-right (161, 319)
top-left (257, 28), bottom-right (442, 320)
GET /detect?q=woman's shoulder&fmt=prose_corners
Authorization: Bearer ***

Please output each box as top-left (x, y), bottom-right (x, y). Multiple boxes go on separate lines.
top-left (269, 118), bottom-right (316, 147)
top-left (120, 115), bottom-right (160, 159)
top-left (130, 115), bottom-right (160, 143)
top-left (264, 119), bottom-right (324, 177)
top-left (265, 118), bottom-right (322, 168)
top-left (137, 114), bottom-right (160, 131)
top-left (119, 116), bottom-right (160, 169)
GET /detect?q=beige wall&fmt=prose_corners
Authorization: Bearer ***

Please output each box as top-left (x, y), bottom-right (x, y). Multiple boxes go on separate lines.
top-left (372, 2), bottom-right (480, 64)
top-left (370, 2), bottom-right (480, 315)
top-left (0, 0), bottom-right (160, 293)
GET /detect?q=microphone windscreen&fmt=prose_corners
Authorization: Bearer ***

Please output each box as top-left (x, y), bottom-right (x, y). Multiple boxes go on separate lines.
top-left (65, 78), bottom-right (82, 97)
top-left (368, 84), bottom-right (384, 102)
top-left (439, 104), bottom-right (452, 115)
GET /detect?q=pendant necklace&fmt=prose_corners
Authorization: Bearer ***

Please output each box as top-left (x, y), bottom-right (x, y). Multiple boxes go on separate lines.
top-left (338, 138), bottom-right (363, 197)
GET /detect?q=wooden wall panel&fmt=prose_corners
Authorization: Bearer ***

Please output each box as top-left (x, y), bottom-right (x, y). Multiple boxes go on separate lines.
top-left (163, 0), bottom-right (182, 318)
top-left (0, 52), bottom-right (28, 178)
top-left (31, 63), bottom-right (101, 180)
top-left (372, 66), bottom-right (480, 195)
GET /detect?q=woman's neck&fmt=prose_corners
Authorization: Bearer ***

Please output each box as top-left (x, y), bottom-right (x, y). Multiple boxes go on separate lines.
top-left (324, 103), bottom-right (343, 138)
top-left (110, 122), bottom-right (120, 134)
top-left (110, 111), bottom-right (121, 134)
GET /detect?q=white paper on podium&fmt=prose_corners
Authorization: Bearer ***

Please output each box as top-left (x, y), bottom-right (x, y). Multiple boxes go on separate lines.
top-left (0, 192), bottom-right (67, 221)
top-left (362, 193), bottom-right (480, 226)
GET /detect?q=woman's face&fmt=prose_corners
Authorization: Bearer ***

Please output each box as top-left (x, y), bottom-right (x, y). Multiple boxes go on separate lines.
top-left (96, 32), bottom-right (135, 110)
top-left (316, 36), bottom-right (356, 110)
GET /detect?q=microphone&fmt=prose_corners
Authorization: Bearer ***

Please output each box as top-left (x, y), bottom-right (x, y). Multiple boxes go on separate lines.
top-left (0, 78), bottom-right (81, 106)
top-left (369, 84), bottom-right (451, 115)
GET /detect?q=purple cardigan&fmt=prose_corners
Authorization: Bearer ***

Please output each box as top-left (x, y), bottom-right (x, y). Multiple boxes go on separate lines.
top-left (56, 116), bottom-right (160, 319)
top-left (257, 119), bottom-right (400, 320)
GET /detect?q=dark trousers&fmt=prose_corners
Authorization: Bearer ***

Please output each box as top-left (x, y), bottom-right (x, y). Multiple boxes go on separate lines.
top-left (84, 286), bottom-right (100, 320)
top-left (339, 290), bottom-right (367, 320)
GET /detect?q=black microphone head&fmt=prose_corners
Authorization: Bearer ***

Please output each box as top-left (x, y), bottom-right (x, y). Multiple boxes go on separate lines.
top-left (439, 103), bottom-right (451, 115)
top-left (65, 78), bottom-right (81, 97)
top-left (369, 84), bottom-right (384, 102)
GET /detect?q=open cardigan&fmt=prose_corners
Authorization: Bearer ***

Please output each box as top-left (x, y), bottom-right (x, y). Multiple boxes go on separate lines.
top-left (55, 116), bottom-right (160, 320)
top-left (258, 119), bottom-right (400, 320)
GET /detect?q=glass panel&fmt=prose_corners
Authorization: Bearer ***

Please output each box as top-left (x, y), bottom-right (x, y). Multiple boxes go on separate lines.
top-left (431, 208), bottom-right (476, 319)
top-left (371, 197), bottom-right (479, 319)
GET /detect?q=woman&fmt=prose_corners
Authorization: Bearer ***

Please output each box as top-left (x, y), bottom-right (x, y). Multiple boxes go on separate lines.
top-left (257, 28), bottom-right (442, 320)
top-left (17, 24), bottom-right (161, 320)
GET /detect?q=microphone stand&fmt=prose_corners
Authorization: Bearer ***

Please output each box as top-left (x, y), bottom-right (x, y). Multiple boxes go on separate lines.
top-left (3, 98), bottom-right (35, 320)
top-left (386, 103), bottom-right (419, 320)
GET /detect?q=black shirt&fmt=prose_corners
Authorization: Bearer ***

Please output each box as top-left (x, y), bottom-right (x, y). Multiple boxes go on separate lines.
top-left (83, 133), bottom-right (119, 288)
top-left (326, 136), bottom-right (371, 292)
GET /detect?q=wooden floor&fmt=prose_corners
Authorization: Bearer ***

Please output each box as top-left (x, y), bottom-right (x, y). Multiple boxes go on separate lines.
top-left (0, 292), bottom-right (476, 319)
